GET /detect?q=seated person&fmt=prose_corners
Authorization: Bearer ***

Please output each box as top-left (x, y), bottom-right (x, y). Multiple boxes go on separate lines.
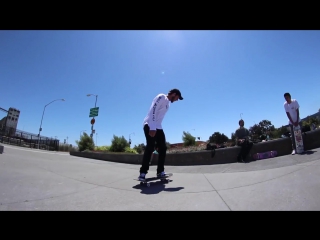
top-left (235, 119), bottom-right (253, 163)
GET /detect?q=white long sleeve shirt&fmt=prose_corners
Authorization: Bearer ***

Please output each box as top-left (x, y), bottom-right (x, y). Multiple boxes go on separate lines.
top-left (143, 93), bottom-right (170, 130)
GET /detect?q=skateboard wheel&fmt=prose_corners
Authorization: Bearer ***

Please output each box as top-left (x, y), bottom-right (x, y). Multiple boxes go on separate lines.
top-left (147, 183), bottom-right (150, 187)
top-left (140, 182), bottom-right (143, 185)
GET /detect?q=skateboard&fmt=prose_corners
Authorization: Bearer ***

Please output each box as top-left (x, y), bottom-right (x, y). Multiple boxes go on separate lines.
top-left (293, 125), bottom-right (304, 154)
top-left (134, 173), bottom-right (173, 187)
top-left (253, 151), bottom-right (277, 160)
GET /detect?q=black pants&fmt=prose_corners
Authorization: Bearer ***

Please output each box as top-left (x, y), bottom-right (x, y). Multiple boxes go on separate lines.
top-left (237, 139), bottom-right (253, 160)
top-left (140, 124), bottom-right (167, 174)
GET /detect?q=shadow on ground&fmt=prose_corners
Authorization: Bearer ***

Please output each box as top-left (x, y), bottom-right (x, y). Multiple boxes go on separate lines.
top-left (132, 180), bottom-right (184, 195)
top-left (301, 150), bottom-right (317, 155)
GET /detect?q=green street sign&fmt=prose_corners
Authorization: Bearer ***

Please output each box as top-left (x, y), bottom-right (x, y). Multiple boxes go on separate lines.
top-left (89, 107), bottom-right (99, 117)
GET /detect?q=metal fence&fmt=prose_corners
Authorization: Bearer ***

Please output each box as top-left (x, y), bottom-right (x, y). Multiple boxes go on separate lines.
top-left (0, 126), bottom-right (59, 151)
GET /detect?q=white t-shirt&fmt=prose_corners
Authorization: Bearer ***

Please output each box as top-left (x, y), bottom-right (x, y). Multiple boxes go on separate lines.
top-left (143, 93), bottom-right (170, 130)
top-left (284, 99), bottom-right (300, 125)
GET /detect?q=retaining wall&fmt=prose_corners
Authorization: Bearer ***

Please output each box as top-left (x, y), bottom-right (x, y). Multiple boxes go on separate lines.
top-left (70, 129), bottom-right (320, 165)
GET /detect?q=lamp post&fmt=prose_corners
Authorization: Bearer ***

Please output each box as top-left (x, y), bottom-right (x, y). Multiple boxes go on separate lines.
top-left (96, 133), bottom-right (98, 146)
top-left (129, 132), bottom-right (135, 147)
top-left (87, 93), bottom-right (98, 139)
top-left (38, 98), bottom-right (65, 149)
top-left (80, 130), bottom-right (87, 139)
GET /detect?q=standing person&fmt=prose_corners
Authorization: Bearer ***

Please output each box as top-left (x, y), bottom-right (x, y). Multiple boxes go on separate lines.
top-left (283, 92), bottom-right (304, 155)
top-left (138, 89), bottom-right (183, 181)
top-left (235, 119), bottom-right (253, 163)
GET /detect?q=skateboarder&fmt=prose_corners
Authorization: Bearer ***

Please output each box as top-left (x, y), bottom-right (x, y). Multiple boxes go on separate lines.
top-left (283, 92), bottom-right (304, 155)
top-left (235, 119), bottom-right (253, 163)
top-left (138, 88), bottom-right (183, 181)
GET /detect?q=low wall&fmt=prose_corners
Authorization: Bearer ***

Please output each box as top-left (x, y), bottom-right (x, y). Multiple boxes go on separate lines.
top-left (70, 129), bottom-right (320, 166)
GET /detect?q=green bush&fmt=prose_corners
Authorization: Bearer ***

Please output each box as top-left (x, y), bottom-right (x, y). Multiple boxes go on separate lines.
top-left (182, 131), bottom-right (196, 147)
top-left (109, 135), bottom-right (129, 152)
top-left (82, 149), bottom-right (92, 152)
top-left (133, 143), bottom-right (145, 154)
top-left (75, 132), bottom-right (95, 152)
top-left (58, 144), bottom-right (77, 152)
top-left (124, 147), bottom-right (138, 154)
top-left (95, 145), bottom-right (110, 152)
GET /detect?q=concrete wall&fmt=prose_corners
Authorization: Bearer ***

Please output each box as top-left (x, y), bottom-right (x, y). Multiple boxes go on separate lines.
top-left (70, 129), bottom-right (320, 166)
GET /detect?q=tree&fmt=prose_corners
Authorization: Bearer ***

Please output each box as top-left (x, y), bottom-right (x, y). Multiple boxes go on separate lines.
top-left (231, 132), bottom-right (236, 142)
top-left (248, 120), bottom-right (275, 140)
top-left (249, 124), bottom-right (262, 137)
top-left (182, 131), bottom-right (196, 147)
top-left (257, 120), bottom-right (275, 135)
top-left (209, 132), bottom-right (229, 144)
top-left (302, 116), bottom-right (320, 128)
top-left (133, 143), bottom-right (145, 154)
top-left (271, 125), bottom-right (290, 139)
top-left (75, 132), bottom-right (95, 151)
top-left (109, 135), bottom-right (129, 152)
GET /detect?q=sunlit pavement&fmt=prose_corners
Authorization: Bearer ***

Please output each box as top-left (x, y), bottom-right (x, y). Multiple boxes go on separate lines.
top-left (1, 143), bottom-right (320, 211)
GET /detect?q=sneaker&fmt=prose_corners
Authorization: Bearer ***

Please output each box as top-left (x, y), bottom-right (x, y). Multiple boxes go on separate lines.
top-left (157, 171), bottom-right (167, 178)
top-left (138, 173), bottom-right (146, 181)
top-left (291, 150), bottom-right (296, 155)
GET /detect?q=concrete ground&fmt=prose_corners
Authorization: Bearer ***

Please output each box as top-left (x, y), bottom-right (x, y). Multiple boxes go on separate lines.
top-left (1, 143), bottom-right (320, 210)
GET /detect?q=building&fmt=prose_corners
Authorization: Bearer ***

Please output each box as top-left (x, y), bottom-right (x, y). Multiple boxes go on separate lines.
top-left (6, 107), bottom-right (20, 129)
top-left (0, 107), bottom-right (20, 135)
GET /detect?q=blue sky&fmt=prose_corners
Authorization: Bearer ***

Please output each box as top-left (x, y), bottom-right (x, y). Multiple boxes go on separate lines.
top-left (0, 30), bottom-right (319, 147)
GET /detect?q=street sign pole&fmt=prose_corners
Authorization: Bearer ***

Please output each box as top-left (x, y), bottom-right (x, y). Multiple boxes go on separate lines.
top-left (89, 106), bottom-right (99, 140)
top-left (92, 95), bottom-right (97, 140)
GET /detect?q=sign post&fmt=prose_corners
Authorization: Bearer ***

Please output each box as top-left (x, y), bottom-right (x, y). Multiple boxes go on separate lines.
top-left (89, 107), bottom-right (99, 140)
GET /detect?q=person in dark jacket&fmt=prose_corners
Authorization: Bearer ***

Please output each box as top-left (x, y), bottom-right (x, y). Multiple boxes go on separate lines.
top-left (235, 119), bottom-right (253, 163)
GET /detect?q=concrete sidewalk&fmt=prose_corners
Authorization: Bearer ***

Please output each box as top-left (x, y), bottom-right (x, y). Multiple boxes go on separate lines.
top-left (0, 143), bottom-right (319, 210)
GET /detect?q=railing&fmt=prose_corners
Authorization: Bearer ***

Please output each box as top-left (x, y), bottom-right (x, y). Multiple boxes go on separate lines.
top-left (0, 126), bottom-right (59, 151)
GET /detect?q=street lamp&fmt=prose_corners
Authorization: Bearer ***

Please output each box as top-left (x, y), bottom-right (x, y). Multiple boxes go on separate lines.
top-left (38, 98), bottom-right (65, 149)
top-left (87, 93), bottom-right (98, 139)
top-left (80, 130), bottom-right (87, 139)
top-left (87, 93), bottom-right (98, 108)
top-left (129, 132), bottom-right (135, 146)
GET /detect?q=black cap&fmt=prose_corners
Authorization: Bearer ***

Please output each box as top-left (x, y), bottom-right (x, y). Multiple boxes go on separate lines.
top-left (169, 88), bottom-right (183, 100)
